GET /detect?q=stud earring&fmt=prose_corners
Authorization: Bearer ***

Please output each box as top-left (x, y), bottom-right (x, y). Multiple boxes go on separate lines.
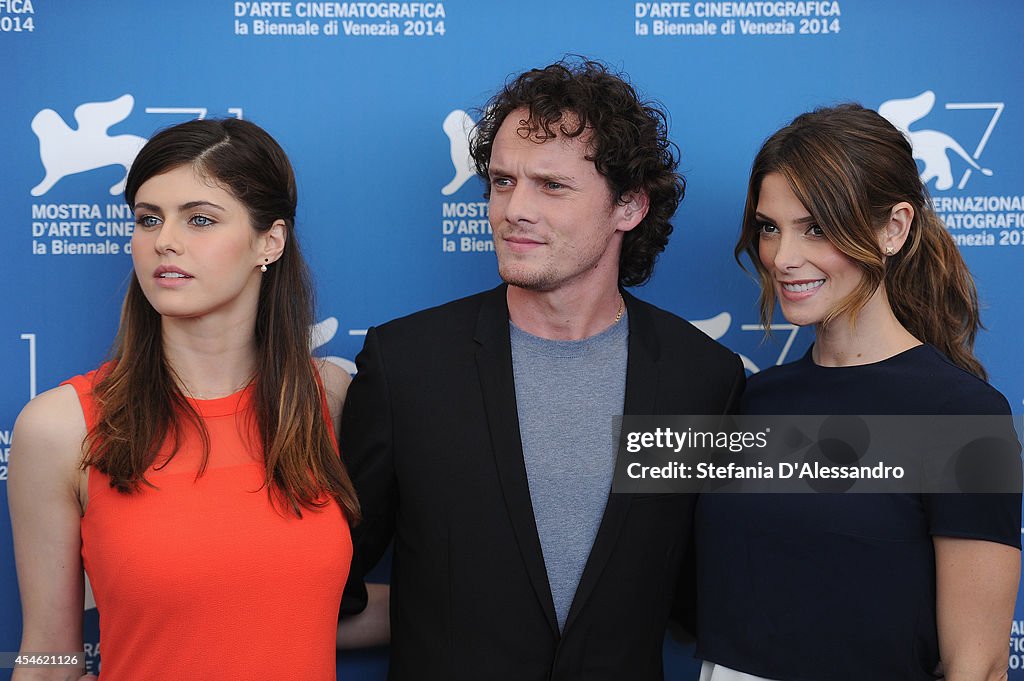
top-left (261, 258), bottom-right (269, 273)
top-left (885, 246), bottom-right (894, 256)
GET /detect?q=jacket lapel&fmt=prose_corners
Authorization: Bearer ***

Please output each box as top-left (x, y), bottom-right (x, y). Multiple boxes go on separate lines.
top-left (562, 291), bottom-right (660, 634)
top-left (474, 284), bottom-right (560, 636)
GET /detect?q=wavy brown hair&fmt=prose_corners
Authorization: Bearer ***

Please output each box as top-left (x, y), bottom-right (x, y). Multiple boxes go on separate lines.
top-left (83, 118), bottom-right (360, 520)
top-left (736, 103), bottom-right (985, 379)
top-left (469, 57), bottom-right (685, 287)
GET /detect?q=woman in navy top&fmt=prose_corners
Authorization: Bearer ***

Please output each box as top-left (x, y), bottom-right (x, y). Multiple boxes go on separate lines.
top-left (696, 104), bottom-right (1021, 681)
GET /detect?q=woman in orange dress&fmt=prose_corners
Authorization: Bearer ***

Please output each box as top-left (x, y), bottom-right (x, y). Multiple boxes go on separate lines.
top-left (9, 118), bottom-right (381, 680)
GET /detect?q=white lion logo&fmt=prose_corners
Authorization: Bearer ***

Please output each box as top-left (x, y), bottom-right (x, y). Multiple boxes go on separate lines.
top-left (311, 317), bottom-right (357, 374)
top-left (31, 94), bottom-right (148, 197)
top-left (879, 91), bottom-right (993, 191)
top-left (693, 312), bottom-right (760, 375)
top-left (441, 109), bottom-right (477, 196)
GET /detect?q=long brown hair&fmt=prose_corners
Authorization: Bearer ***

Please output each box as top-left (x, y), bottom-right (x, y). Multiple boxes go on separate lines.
top-left (83, 118), bottom-right (361, 520)
top-left (735, 103), bottom-right (985, 379)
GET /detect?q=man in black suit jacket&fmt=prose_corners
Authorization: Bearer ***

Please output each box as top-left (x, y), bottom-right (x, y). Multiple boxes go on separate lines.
top-left (340, 58), bottom-right (744, 680)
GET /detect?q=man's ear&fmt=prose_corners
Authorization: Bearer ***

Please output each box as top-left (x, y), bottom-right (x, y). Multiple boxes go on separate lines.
top-left (619, 190), bottom-right (649, 233)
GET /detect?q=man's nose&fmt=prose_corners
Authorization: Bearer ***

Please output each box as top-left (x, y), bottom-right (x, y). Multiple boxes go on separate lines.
top-left (503, 183), bottom-right (538, 225)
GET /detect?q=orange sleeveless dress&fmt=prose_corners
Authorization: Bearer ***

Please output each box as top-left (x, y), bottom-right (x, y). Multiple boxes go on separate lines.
top-left (66, 368), bottom-right (352, 681)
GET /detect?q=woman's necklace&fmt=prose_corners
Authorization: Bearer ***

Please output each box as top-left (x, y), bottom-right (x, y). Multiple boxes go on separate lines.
top-left (179, 374), bottom-right (254, 400)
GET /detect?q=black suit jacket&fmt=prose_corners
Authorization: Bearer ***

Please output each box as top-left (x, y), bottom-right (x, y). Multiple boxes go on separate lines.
top-left (340, 285), bottom-right (744, 680)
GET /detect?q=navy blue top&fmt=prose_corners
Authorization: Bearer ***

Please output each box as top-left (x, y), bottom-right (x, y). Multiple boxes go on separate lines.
top-left (695, 344), bottom-right (1021, 681)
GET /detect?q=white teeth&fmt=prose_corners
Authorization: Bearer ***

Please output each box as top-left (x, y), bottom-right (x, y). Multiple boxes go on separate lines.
top-left (159, 272), bottom-right (187, 278)
top-left (782, 280), bottom-right (824, 292)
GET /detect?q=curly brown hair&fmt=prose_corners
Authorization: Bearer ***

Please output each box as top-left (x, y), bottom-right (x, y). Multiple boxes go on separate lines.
top-left (469, 57), bottom-right (685, 287)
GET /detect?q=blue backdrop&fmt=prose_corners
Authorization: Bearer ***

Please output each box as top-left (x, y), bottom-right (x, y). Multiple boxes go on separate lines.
top-left (3, 0), bottom-right (1023, 677)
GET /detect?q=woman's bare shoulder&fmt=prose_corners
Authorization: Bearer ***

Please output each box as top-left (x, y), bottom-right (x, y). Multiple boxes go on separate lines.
top-left (314, 358), bottom-right (352, 421)
top-left (11, 384), bottom-right (88, 500)
top-left (15, 384), bottom-right (87, 456)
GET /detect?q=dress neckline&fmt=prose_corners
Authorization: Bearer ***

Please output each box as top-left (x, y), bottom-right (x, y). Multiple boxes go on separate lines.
top-left (801, 342), bottom-right (929, 370)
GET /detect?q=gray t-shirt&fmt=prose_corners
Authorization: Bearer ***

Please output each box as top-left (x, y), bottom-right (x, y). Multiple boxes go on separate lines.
top-left (510, 313), bottom-right (628, 631)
